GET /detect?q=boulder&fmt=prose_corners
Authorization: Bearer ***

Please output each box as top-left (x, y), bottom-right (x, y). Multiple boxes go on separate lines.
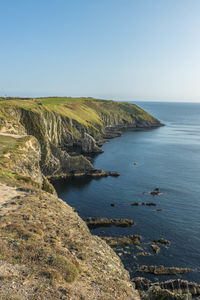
top-left (151, 244), bottom-right (160, 254)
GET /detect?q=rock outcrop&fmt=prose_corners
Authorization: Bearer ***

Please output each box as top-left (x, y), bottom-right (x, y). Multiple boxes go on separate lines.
top-left (133, 277), bottom-right (200, 297)
top-left (0, 97), bottom-right (163, 299)
top-left (85, 217), bottom-right (135, 229)
top-left (102, 235), bottom-right (141, 247)
top-left (136, 265), bottom-right (192, 275)
top-left (0, 97), bottom-right (162, 179)
top-left (141, 286), bottom-right (192, 300)
top-left (0, 184), bottom-right (140, 300)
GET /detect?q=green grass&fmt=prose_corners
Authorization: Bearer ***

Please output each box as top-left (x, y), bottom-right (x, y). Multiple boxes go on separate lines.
top-left (0, 96), bottom-right (157, 130)
top-left (0, 135), bottom-right (26, 156)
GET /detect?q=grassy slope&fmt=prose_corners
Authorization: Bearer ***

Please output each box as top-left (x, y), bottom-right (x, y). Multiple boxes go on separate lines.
top-left (0, 98), bottom-right (144, 299)
top-left (0, 97), bottom-right (160, 187)
top-left (0, 97), bottom-right (158, 130)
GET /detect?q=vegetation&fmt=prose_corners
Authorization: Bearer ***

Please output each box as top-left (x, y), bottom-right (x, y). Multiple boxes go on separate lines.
top-left (0, 96), bottom-right (154, 298)
top-left (0, 96), bottom-right (158, 130)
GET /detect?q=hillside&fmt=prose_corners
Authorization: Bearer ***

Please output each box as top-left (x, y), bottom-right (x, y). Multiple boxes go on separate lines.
top-left (0, 97), bottom-right (161, 182)
top-left (0, 97), bottom-right (162, 299)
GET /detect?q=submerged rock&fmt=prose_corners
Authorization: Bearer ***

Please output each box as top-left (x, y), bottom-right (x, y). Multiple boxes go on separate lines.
top-left (151, 244), bottom-right (160, 254)
top-left (150, 188), bottom-right (161, 196)
top-left (131, 202), bottom-right (156, 206)
top-left (136, 252), bottom-right (152, 257)
top-left (85, 217), bottom-right (135, 229)
top-left (153, 238), bottom-right (170, 245)
top-left (136, 265), bottom-right (192, 275)
top-left (102, 235), bottom-right (141, 247)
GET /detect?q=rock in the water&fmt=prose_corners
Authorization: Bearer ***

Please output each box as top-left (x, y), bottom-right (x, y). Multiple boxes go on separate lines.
top-left (146, 202), bottom-right (156, 206)
top-left (151, 244), bottom-right (160, 254)
top-left (102, 235), bottom-right (141, 247)
top-left (153, 238), bottom-right (170, 245)
top-left (136, 265), bottom-right (192, 275)
top-left (132, 277), bottom-right (152, 291)
top-left (109, 171), bottom-right (120, 177)
top-left (131, 202), bottom-right (156, 206)
top-left (150, 188), bottom-right (161, 196)
top-left (85, 217), bottom-right (135, 229)
top-left (136, 252), bottom-right (152, 257)
top-left (142, 286), bottom-right (192, 300)
top-left (132, 277), bottom-right (200, 296)
top-left (110, 203), bottom-right (115, 207)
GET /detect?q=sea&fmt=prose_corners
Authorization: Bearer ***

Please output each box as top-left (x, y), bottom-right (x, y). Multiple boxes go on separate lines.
top-left (53, 101), bottom-right (200, 283)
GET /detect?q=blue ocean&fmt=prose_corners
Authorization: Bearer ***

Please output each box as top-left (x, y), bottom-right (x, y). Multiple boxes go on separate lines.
top-left (54, 102), bottom-right (200, 283)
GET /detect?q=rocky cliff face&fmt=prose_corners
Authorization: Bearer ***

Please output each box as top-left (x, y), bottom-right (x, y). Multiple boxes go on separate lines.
top-left (0, 182), bottom-right (141, 299)
top-left (0, 98), bottom-right (194, 300)
top-left (0, 97), bottom-right (162, 179)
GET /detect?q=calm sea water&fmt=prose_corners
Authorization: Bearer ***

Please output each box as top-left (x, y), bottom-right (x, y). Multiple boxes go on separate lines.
top-left (53, 102), bottom-right (200, 283)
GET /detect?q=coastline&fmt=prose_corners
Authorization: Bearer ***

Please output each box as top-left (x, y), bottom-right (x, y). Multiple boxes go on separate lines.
top-left (0, 97), bottom-right (194, 299)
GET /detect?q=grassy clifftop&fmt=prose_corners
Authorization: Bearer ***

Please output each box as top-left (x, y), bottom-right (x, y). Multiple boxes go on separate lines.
top-left (0, 97), bottom-right (160, 131)
top-left (0, 97), bottom-right (145, 299)
top-left (0, 97), bottom-right (162, 179)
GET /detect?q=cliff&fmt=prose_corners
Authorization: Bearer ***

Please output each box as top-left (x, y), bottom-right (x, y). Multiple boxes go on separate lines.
top-left (0, 97), bottom-right (162, 180)
top-left (0, 97), bottom-right (162, 299)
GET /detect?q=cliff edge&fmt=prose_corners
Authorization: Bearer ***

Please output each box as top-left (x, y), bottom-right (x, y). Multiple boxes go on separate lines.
top-left (0, 97), bottom-right (162, 299)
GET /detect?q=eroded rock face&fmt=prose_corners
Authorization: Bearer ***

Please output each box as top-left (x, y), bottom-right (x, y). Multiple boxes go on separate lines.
top-left (81, 133), bottom-right (103, 153)
top-left (0, 185), bottom-right (141, 300)
top-left (12, 136), bottom-right (43, 185)
top-left (1, 99), bottom-right (162, 179)
top-left (85, 217), bottom-right (135, 229)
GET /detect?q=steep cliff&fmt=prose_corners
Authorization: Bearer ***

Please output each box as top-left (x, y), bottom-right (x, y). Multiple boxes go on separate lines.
top-left (0, 97), bottom-right (162, 179)
top-left (0, 97), bottom-right (162, 299)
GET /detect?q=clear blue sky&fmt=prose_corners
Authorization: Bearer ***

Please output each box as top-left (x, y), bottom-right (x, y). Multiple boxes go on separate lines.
top-left (1, 0), bottom-right (200, 101)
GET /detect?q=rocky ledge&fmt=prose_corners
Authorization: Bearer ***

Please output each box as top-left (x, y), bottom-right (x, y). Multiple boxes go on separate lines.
top-left (136, 265), bottom-right (193, 275)
top-left (141, 286), bottom-right (192, 300)
top-left (132, 277), bottom-right (200, 297)
top-left (102, 235), bottom-right (141, 247)
top-left (85, 217), bottom-right (135, 229)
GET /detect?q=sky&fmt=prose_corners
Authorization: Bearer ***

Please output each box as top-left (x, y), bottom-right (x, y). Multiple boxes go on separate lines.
top-left (0, 0), bottom-right (200, 102)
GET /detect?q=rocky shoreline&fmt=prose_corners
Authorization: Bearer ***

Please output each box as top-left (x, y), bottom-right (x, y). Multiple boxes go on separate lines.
top-left (0, 97), bottom-right (197, 299)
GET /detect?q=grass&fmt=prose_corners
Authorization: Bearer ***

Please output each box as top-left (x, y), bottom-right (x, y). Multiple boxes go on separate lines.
top-left (0, 190), bottom-right (82, 286)
top-left (0, 135), bottom-right (25, 156)
top-left (0, 96), bottom-right (158, 131)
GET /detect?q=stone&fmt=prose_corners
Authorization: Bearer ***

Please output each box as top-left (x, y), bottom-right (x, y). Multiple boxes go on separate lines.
top-left (151, 244), bottom-right (160, 254)
top-left (141, 286), bottom-right (192, 300)
top-left (85, 217), bottom-right (135, 229)
top-left (153, 238), bottom-right (170, 245)
top-left (102, 235), bottom-right (141, 247)
top-left (150, 188), bottom-right (161, 196)
top-left (136, 252), bottom-right (152, 256)
top-left (136, 265), bottom-right (192, 275)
